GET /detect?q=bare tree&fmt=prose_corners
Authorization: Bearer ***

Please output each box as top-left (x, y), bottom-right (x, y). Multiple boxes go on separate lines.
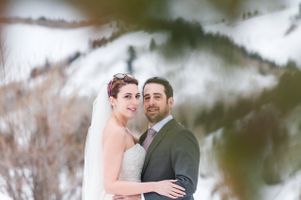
top-left (0, 39), bottom-right (7, 81)
top-left (0, 68), bottom-right (91, 199)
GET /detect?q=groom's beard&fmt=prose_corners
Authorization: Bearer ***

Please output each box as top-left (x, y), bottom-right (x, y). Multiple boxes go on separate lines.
top-left (145, 105), bottom-right (169, 124)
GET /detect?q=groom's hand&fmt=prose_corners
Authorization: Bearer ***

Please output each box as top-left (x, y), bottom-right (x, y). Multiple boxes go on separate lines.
top-left (113, 194), bottom-right (140, 200)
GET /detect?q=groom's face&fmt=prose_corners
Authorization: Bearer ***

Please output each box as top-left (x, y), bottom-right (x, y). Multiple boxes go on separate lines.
top-left (143, 83), bottom-right (173, 125)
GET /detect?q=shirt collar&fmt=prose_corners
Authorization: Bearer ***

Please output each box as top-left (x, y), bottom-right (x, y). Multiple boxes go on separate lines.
top-left (150, 115), bottom-right (173, 133)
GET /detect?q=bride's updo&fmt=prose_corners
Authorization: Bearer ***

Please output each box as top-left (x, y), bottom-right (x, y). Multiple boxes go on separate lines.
top-left (107, 73), bottom-right (138, 98)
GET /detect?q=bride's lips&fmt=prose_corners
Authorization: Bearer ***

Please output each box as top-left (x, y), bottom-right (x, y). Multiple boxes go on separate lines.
top-left (128, 107), bottom-right (137, 112)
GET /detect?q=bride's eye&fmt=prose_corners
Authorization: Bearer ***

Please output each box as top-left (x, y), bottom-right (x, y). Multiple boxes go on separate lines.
top-left (136, 94), bottom-right (141, 99)
top-left (124, 95), bottom-right (131, 99)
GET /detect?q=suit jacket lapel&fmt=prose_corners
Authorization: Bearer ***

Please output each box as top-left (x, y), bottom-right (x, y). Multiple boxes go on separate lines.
top-left (139, 131), bottom-right (147, 145)
top-left (142, 119), bottom-right (176, 174)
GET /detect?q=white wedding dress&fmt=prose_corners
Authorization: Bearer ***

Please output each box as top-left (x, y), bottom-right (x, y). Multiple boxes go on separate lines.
top-left (104, 144), bottom-right (146, 200)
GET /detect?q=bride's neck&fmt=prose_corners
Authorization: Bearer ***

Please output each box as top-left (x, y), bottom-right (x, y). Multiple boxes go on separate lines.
top-left (112, 112), bottom-right (128, 127)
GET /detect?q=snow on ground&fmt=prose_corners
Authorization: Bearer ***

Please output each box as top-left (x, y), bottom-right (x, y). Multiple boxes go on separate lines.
top-left (0, 194), bottom-right (11, 200)
top-left (1, 24), bottom-right (108, 83)
top-left (261, 171), bottom-right (301, 200)
top-left (204, 5), bottom-right (301, 66)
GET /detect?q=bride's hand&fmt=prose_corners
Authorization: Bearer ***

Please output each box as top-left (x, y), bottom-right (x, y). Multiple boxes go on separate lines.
top-left (154, 180), bottom-right (186, 199)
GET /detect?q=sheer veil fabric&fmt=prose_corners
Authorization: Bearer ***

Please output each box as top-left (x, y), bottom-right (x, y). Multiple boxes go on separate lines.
top-left (82, 85), bottom-right (111, 200)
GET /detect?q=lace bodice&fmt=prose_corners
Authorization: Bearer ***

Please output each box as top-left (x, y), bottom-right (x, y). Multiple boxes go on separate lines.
top-left (103, 144), bottom-right (146, 200)
top-left (119, 144), bottom-right (146, 182)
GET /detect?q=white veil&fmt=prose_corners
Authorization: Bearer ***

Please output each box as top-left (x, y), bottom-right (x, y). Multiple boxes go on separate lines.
top-left (82, 84), bottom-right (111, 200)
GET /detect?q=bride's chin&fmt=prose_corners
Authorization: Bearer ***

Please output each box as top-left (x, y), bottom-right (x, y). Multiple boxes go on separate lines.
top-left (127, 112), bottom-right (137, 119)
top-left (128, 114), bottom-right (136, 118)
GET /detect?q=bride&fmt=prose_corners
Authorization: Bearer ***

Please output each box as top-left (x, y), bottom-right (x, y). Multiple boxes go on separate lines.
top-left (82, 73), bottom-right (185, 200)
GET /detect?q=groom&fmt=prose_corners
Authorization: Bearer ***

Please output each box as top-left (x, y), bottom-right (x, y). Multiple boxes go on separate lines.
top-left (140, 76), bottom-right (200, 200)
top-left (118, 76), bottom-right (200, 200)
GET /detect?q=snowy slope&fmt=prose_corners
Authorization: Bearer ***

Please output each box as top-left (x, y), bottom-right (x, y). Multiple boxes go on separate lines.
top-left (204, 5), bottom-right (301, 66)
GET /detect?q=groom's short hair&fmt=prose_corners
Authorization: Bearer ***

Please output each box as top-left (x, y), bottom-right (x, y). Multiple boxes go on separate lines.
top-left (143, 77), bottom-right (173, 98)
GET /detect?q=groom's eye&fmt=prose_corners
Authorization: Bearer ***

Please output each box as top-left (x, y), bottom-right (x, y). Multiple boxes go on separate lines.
top-left (154, 95), bottom-right (161, 99)
top-left (143, 96), bottom-right (150, 101)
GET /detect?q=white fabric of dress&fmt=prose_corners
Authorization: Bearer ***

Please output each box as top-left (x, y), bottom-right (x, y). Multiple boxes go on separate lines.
top-left (104, 144), bottom-right (146, 200)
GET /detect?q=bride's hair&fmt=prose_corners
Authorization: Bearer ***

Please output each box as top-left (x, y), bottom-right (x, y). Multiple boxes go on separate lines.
top-left (107, 74), bottom-right (138, 98)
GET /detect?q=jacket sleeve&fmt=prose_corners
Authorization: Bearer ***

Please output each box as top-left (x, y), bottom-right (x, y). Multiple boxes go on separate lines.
top-left (171, 129), bottom-right (200, 199)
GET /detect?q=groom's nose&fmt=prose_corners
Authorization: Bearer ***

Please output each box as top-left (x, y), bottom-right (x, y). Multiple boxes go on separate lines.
top-left (148, 96), bottom-right (156, 106)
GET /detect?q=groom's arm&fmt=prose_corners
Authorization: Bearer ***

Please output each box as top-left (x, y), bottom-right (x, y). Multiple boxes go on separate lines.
top-left (171, 129), bottom-right (200, 199)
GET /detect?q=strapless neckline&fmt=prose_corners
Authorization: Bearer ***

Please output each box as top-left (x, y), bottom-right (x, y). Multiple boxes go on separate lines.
top-left (125, 143), bottom-right (144, 154)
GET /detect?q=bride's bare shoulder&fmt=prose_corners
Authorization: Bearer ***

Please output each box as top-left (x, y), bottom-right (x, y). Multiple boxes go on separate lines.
top-left (103, 122), bottom-right (127, 141)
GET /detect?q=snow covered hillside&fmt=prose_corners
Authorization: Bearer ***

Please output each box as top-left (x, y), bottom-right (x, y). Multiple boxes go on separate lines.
top-left (204, 4), bottom-right (301, 66)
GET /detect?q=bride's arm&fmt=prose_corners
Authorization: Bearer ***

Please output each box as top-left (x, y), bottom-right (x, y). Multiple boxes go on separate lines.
top-left (103, 128), bottom-right (185, 198)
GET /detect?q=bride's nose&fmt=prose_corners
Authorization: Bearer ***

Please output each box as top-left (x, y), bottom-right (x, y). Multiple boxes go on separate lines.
top-left (131, 97), bottom-right (139, 106)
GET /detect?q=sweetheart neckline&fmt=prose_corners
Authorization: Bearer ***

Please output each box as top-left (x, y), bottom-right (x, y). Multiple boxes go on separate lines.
top-left (124, 143), bottom-right (145, 154)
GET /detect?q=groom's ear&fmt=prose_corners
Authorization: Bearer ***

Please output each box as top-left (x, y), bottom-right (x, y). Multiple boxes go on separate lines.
top-left (168, 97), bottom-right (174, 108)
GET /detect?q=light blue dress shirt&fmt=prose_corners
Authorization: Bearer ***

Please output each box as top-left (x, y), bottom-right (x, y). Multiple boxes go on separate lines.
top-left (150, 115), bottom-right (173, 133)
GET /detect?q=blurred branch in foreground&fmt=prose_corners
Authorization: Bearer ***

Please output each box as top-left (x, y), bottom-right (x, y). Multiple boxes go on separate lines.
top-left (195, 69), bottom-right (301, 200)
top-left (70, 0), bottom-right (287, 25)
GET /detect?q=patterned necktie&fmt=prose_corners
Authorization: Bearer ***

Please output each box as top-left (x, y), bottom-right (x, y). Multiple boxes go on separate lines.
top-left (143, 128), bottom-right (156, 150)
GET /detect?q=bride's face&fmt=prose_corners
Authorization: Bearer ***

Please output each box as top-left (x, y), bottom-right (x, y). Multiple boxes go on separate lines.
top-left (111, 84), bottom-right (140, 119)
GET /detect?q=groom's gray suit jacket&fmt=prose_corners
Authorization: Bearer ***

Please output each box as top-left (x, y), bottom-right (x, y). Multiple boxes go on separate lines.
top-left (139, 119), bottom-right (200, 200)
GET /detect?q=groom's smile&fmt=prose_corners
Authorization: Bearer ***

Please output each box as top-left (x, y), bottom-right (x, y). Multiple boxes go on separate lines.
top-left (147, 106), bottom-right (159, 113)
